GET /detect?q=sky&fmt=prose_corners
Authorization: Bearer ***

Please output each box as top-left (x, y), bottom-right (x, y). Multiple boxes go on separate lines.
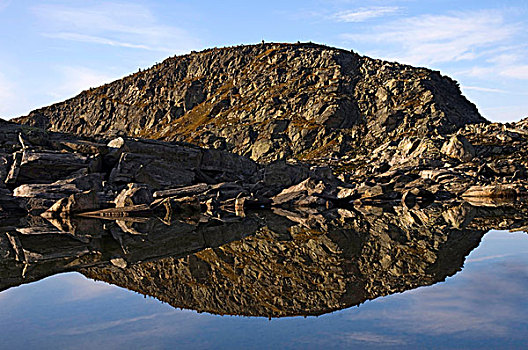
top-left (0, 0), bottom-right (527, 122)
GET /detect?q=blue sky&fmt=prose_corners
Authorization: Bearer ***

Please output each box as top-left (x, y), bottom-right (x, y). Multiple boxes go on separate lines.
top-left (0, 0), bottom-right (527, 122)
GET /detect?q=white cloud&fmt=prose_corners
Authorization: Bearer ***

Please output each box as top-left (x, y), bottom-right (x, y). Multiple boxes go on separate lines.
top-left (461, 85), bottom-right (509, 94)
top-left (341, 331), bottom-right (405, 345)
top-left (54, 311), bottom-right (178, 335)
top-left (44, 33), bottom-right (155, 51)
top-left (460, 51), bottom-right (528, 81)
top-left (33, 2), bottom-right (199, 54)
top-left (497, 64), bottom-right (528, 80)
top-left (331, 6), bottom-right (399, 22)
top-left (341, 10), bottom-right (519, 66)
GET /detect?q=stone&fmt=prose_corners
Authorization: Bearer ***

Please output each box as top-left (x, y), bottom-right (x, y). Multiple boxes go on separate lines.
top-left (14, 43), bottom-right (485, 164)
top-left (13, 183), bottom-right (81, 199)
top-left (336, 186), bottom-right (357, 199)
top-left (442, 204), bottom-right (476, 229)
top-left (115, 183), bottom-right (153, 207)
top-left (251, 139), bottom-right (272, 160)
top-left (462, 185), bottom-right (519, 199)
top-left (153, 183), bottom-right (210, 198)
top-left (110, 257), bottom-right (128, 269)
top-left (441, 135), bottom-right (475, 162)
top-left (43, 190), bottom-right (101, 218)
top-left (109, 152), bottom-right (196, 189)
top-left (11, 150), bottom-right (89, 185)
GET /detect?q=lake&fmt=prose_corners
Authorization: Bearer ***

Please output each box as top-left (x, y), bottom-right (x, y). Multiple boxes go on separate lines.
top-left (1, 206), bottom-right (527, 349)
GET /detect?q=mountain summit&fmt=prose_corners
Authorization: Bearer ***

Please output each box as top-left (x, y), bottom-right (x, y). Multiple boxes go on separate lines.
top-left (15, 42), bottom-right (486, 162)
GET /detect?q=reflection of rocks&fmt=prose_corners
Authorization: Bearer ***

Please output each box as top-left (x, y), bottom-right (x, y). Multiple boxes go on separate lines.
top-left (79, 204), bottom-right (527, 317)
top-left (0, 211), bottom-right (264, 292)
top-left (4, 201), bottom-right (524, 318)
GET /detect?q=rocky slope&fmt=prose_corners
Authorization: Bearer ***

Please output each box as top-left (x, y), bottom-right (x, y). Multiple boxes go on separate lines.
top-left (15, 43), bottom-right (486, 163)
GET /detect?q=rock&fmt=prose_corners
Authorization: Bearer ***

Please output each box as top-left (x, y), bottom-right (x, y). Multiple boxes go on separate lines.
top-left (201, 149), bottom-right (258, 178)
top-left (442, 203), bottom-right (476, 229)
top-left (43, 190), bottom-right (101, 218)
top-left (337, 186), bottom-right (357, 199)
top-left (441, 135), bottom-right (475, 162)
top-left (13, 183), bottom-right (81, 199)
top-left (9, 150), bottom-right (90, 185)
top-left (14, 43), bottom-right (486, 163)
top-left (110, 257), bottom-right (128, 269)
top-left (0, 154), bottom-right (8, 187)
top-left (109, 152), bottom-right (196, 189)
top-left (251, 139), bottom-right (273, 160)
top-left (4, 151), bottom-right (22, 185)
top-left (153, 183), bottom-right (210, 198)
top-left (115, 183), bottom-right (153, 207)
top-left (12, 174), bottom-right (104, 200)
top-left (360, 184), bottom-right (384, 198)
top-left (262, 161), bottom-right (311, 188)
top-left (272, 178), bottom-right (334, 207)
top-left (461, 185), bottom-right (521, 202)
top-left (401, 188), bottom-right (434, 209)
top-left (278, 178), bottom-right (329, 197)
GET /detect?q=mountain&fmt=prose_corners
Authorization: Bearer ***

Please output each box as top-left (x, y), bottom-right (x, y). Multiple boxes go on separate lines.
top-left (3, 42), bottom-right (527, 223)
top-left (15, 42), bottom-right (486, 163)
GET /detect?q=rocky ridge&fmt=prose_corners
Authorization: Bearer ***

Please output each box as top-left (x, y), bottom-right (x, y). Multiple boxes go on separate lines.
top-left (15, 43), bottom-right (486, 164)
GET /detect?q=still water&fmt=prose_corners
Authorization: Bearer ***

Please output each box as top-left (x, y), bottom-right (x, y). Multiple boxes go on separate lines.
top-left (0, 209), bottom-right (527, 349)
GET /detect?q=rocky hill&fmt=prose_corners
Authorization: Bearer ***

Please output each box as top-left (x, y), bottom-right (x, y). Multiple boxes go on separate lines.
top-left (15, 43), bottom-right (486, 163)
top-left (3, 43), bottom-right (528, 223)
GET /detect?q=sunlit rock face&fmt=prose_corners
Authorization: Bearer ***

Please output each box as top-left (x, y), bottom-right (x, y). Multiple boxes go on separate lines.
top-left (15, 43), bottom-right (485, 163)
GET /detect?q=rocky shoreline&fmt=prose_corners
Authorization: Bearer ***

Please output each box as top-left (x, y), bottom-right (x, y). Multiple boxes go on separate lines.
top-left (1, 115), bottom-right (527, 222)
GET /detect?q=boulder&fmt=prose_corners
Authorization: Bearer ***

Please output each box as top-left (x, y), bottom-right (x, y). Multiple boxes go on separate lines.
top-left (115, 183), bottom-right (153, 207)
top-left (109, 152), bottom-right (196, 189)
top-left (42, 190), bottom-right (101, 218)
top-left (441, 135), bottom-right (475, 162)
top-left (9, 150), bottom-right (90, 185)
top-left (272, 178), bottom-right (334, 207)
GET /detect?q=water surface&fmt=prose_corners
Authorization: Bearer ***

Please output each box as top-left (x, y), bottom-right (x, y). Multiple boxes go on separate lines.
top-left (1, 207), bottom-right (527, 349)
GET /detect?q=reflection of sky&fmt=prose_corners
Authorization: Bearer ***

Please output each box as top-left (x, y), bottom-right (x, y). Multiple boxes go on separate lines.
top-left (0, 230), bottom-right (526, 349)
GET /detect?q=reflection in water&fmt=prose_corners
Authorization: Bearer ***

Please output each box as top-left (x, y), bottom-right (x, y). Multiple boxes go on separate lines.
top-left (1, 203), bottom-right (527, 319)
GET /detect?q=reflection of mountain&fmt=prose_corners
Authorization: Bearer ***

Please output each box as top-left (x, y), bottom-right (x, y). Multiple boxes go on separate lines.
top-left (0, 214), bottom-right (263, 292)
top-left (1, 204), bottom-right (527, 317)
